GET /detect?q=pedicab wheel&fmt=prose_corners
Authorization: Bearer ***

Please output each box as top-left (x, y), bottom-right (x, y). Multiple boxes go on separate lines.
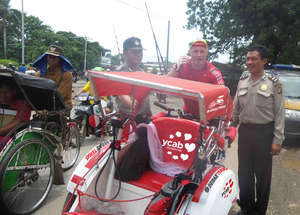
top-left (0, 139), bottom-right (55, 215)
top-left (62, 192), bottom-right (77, 212)
top-left (61, 124), bottom-right (80, 171)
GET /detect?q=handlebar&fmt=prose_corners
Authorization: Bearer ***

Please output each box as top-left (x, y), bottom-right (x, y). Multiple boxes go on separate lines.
top-left (153, 101), bottom-right (175, 112)
top-left (153, 101), bottom-right (200, 120)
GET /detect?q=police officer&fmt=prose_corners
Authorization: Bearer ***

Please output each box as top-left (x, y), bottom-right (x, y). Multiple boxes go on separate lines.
top-left (116, 37), bottom-right (151, 123)
top-left (232, 45), bottom-right (285, 215)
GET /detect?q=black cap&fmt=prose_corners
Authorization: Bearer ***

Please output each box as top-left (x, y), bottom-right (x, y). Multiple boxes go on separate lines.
top-left (123, 37), bottom-right (143, 52)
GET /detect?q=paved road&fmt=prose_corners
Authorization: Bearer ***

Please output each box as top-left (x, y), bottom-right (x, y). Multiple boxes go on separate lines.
top-left (33, 82), bottom-right (300, 215)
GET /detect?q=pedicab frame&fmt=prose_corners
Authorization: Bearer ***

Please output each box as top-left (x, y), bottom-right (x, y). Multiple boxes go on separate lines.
top-left (63, 70), bottom-right (238, 215)
top-left (0, 68), bottom-right (80, 215)
top-left (89, 70), bottom-right (232, 124)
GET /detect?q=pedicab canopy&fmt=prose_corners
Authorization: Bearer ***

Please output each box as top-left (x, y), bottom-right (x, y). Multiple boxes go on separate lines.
top-left (0, 69), bottom-right (66, 111)
top-left (89, 70), bottom-right (232, 123)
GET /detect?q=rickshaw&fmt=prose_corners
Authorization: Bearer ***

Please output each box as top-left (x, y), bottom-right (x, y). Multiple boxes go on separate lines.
top-left (63, 71), bottom-right (239, 215)
top-left (0, 68), bottom-right (80, 215)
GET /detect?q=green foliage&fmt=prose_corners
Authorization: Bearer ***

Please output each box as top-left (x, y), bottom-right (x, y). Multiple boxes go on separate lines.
top-left (0, 58), bottom-right (18, 67)
top-left (0, 7), bottom-right (107, 71)
top-left (186, 0), bottom-right (300, 65)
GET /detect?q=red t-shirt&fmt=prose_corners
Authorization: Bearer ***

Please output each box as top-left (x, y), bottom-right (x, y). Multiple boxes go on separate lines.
top-left (9, 99), bottom-right (31, 122)
top-left (179, 61), bottom-right (224, 115)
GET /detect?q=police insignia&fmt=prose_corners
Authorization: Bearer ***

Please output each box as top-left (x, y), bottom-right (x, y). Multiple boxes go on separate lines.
top-left (275, 82), bottom-right (282, 94)
top-left (261, 84), bottom-right (267, 91)
top-left (240, 72), bottom-right (249, 80)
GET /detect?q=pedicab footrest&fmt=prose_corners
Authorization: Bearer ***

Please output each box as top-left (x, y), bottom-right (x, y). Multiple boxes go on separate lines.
top-left (126, 166), bottom-right (226, 203)
top-left (126, 170), bottom-right (172, 193)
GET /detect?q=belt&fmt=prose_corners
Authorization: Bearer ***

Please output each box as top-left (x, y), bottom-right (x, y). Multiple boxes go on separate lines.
top-left (240, 122), bottom-right (274, 129)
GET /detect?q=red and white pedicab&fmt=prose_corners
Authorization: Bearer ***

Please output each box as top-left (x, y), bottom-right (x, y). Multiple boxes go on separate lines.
top-left (62, 71), bottom-right (239, 215)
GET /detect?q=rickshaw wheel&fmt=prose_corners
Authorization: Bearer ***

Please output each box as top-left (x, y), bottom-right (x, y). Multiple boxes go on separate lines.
top-left (61, 124), bottom-right (80, 171)
top-left (0, 139), bottom-right (55, 215)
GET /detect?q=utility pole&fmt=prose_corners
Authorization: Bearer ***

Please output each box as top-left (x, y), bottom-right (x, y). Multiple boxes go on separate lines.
top-left (21, 0), bottom-right (25, 64)
top-left (83, 37), bottom-right (87, 73)
top-left (166, 20), bottom-right (170, 72)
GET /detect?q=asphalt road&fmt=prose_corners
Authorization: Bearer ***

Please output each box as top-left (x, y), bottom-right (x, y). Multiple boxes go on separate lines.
top-left (33, 80), bottom-right (300, 215)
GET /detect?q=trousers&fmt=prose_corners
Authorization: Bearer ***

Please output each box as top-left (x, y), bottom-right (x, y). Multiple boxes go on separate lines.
top-left (238, 122), bottom-right (274, 215)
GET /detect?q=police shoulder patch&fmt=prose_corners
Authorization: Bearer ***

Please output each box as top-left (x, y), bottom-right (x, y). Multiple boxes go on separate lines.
top-left (274, 81), bottom-right (282, 94)
top-left (240, 72), bottom-right (250, 80)
top-left (266, 73), bottom-right (279, 83)
top-left (266, 73), bottom-right (282, 93)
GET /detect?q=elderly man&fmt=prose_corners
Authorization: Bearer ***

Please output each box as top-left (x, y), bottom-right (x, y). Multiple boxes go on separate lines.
top-left (33, 45), bottom-right (73, 109)
top-left (168, 38), bottom-right (224, 115)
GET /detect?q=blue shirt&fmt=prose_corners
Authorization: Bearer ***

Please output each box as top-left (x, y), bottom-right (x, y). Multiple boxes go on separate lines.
top-left (18, 65), bottom-right (26, 73)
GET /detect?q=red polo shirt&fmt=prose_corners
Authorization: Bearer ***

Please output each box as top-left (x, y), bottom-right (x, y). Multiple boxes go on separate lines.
top-left (178, 61), bottom-right (224, 115)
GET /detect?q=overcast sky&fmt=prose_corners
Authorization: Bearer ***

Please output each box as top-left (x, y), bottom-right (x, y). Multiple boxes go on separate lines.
top-left (10, 0), bottom-right (228, 63)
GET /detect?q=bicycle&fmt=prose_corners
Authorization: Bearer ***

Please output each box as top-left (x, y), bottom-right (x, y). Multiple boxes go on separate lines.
top-left (0, 69), bottom-right (80, 215)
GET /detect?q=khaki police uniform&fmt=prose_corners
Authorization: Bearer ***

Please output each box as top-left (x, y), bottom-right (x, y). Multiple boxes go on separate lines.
top-left (115, 63), bottom-right (151, 123)
top-left (232, 71), bottom-right (285, 215)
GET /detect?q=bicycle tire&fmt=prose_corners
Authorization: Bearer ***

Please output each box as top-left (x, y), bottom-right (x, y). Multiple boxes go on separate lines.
top-left (0, 139), bottom-right (55, 215)
top-left (62, 124), bottom-right (80, 171)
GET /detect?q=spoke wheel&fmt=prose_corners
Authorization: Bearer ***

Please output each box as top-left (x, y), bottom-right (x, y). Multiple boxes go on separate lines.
top-left (61, 124), bottom-right (80, 171)
top-left (0, 140), bottom-right (54, 215)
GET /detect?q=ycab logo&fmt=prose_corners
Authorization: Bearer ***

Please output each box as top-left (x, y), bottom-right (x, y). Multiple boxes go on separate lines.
top-left (162, 131), bottom-right (196, 161)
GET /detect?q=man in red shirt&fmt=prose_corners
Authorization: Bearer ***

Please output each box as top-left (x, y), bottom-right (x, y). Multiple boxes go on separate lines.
top-left (168, 38), bottom-right (224, 115)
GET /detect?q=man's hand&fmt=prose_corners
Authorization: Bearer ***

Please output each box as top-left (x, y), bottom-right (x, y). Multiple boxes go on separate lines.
top-left (175, 55), bottom-right (190, 72)
top-left (270, 143), bottom-right (281, 156)
top-left (168, 55), bottom-right (190, 77)
top-left (119, 95), bottom-right (139, 111)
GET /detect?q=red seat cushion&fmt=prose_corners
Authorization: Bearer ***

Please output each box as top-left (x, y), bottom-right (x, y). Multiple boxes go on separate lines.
top-left (152, 117), bottom-right (200, 169)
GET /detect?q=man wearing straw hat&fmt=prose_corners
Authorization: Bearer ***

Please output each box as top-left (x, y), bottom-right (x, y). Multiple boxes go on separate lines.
top-left (33, 45), bottom-right (73, 110)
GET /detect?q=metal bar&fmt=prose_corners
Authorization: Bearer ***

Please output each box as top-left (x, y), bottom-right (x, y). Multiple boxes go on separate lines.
top-left (7, 164), bottom-right (51, 171)
top-left (21, 0), bottom-right (25, 64)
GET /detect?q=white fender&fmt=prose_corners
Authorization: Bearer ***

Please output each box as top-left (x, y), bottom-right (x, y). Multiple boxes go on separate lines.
top-left (181, 168), bottom-right (239, 215)
top-left (66, 144), bottom-right (111, 194)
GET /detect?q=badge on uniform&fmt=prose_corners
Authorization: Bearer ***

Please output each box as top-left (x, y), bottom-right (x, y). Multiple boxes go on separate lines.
top-left (275, 82), bottom-right (282, 94)
top-left (260, 84), bottom-right (267, 91)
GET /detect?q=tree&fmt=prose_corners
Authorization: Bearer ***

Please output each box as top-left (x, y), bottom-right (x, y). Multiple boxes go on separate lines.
top-left (0, 0), bottom-right (10, 59)
top-left (0, 7), bottom-right (106, 71)
top-left (186, 0), bottom-right (300, 65)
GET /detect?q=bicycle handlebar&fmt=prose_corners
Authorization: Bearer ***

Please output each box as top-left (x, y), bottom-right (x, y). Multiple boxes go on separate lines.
top-left (153, 101), bottom-right (175, 112)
